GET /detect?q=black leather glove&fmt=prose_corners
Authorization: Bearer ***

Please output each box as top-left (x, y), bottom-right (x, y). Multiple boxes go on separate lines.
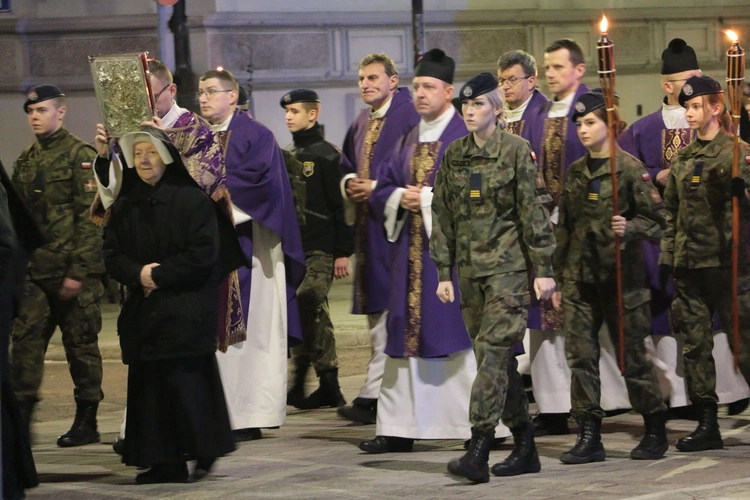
top-left (731, 177), bottom-right (747, 198)
top-left (658, 263), bottom-right (673, 289)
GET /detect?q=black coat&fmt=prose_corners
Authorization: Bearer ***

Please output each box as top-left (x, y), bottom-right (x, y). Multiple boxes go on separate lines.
top-left (103, 167), bottom-right (220, 364)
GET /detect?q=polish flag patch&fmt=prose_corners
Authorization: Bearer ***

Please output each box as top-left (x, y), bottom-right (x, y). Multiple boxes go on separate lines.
top-left (642, 172), bottom-right (651, 181)
top-left (81, 162), bottom-right (92, 169)
top-left (745, 155), bottom-right (750, 164)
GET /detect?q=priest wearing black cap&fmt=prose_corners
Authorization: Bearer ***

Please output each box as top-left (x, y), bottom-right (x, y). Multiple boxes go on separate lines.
top-left (10, 84), bottom-right (105, 448)
top-left (279, 88), bottom-right (353, 410)
top-left (620, 40), bottom-right (750, 416)
top-left (360, 50), bottom-right (513, 454)
top-left (554, 91), bottom-right (669, 464)
top-left (430, 72), bottom-right (556, 482)
top-left (660, 75), bottom-right (750, 453)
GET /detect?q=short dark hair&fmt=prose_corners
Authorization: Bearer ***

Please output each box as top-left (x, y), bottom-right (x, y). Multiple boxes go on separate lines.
top-left (497, 50), bottom-right (537, 77)
top-left (199, 69), bottom-right (239, 92)
top-left (148, 59), bottom-right (173, 86)
top-left (545, 39), bottom-right (585, 67)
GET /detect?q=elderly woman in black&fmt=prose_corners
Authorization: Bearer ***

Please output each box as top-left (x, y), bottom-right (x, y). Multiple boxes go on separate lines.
top-left (102, 128), bottom-right (234, 484)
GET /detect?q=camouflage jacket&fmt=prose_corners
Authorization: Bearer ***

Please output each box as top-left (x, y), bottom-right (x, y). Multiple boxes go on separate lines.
top-left (554, 148), bottom-right (665, 286)
top-left (12, 127), bottom-right (103, 280)
top-left (660, 132), bottom-right (750, 269)
top-left (430, 127), bottom-right (555, 281)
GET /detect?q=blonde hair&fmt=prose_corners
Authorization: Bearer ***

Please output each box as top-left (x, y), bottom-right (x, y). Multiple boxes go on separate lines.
top-left (485, 88), bottom-right (507, 129)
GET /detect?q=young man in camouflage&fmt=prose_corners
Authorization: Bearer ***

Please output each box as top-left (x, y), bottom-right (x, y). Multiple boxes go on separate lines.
top-left (11, 84), bottom-right (105, 447)
top-left (430, 73), bottom-right (556, 483)
top-left (281, 88), bottom-right (352, 409)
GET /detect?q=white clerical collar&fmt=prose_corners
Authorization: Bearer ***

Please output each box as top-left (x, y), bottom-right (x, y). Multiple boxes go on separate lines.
top-left (371, 95), bottom-right (393, 119)
top-left (661, 101), bottom-right (689, 129)
top-left (419, 106), bottom-right (455, 143)
top-left (161, 101), bottom-right (187, 129)
top-left (506, 93), bottom-right (533, 123)
top-left (211, 113), bottom-right (234, 132)
top-left (548, 90), bottom-right (576, 118)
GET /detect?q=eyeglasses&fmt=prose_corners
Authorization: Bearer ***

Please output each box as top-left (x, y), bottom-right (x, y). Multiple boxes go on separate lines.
top-left (498, 76), bottom-right (531, 87)
top-left (152, 85), bottom-right (171, 102)
top-left (195, 89), bottom-right (233, 99)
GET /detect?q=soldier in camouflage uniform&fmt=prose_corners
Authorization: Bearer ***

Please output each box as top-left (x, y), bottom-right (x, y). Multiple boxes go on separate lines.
top-left (430, 73), bottom-right (556, 483)
top-left (660, 76), bottom-right (750, 452)
top-left (553, 92), bottom-right (668, 465)
top-left (10, 85), bottom-right (104, 447)
top-left (281, 89), bottom-right (353, 410)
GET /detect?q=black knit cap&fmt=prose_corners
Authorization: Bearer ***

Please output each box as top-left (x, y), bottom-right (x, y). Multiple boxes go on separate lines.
top-left (572, 92), bottom-right (606, 122)
top-left (459, 72), bottom-right (498, 101)
top-left (23, 84), bottom-right (65, 112)
top-left (678, 75), bottom-right (723, 107)
top-left (414, 48), bottom-right (455, 84)
top-left (238, 86), bottom-right (249, 107)
top-left (661, 38), bottom-right (699, 75)
top-left (279, 88), bottom-right (320, 108)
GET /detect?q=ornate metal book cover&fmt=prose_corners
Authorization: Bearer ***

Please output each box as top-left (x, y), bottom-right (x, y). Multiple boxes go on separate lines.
top-left (88, 52), bottom-right (154, 137)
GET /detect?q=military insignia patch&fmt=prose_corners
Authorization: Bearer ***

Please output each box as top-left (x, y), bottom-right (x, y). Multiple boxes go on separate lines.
top-left (745, 154), bottom-right (750, 164)
top-left (641, 172), bottom-right (650, 181)
top-left (575, 102), bottom-right (586, 114)
top-left (303, 161), bottom-right (315, 177)
top-left (28, 91), bottom-right (38, 101)
top-left (531, 151), bottom-right (537, 162)
top-left (650, 189), bottom-right (662, 204)
top-left (683, 84), bottom-right (693, 96)
top-left (283, 93), bottom-right (291, 103)
top-left (81, 162), bottom-right (92, 169)
top-left (83, 180), bottom-right (97, 192)
top-left (463, 86), bottom-right (473, 97)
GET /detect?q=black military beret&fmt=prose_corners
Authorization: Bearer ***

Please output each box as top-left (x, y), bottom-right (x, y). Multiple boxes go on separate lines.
top-left (678, 75), bottom-right (723, 107)
top-left (415, 48), bottom-right (455, 84)
top-left (280, 88), bottom-right (320, 108)
top-left (23, 84), bottom-right (65, 112)
top-left (237, 86), bottom-right (249, 107)
top-left (661, 38), bottom-right (699, 76)
top-left (572, 92), bottom-right (606, 122)
top-left (459, 72), bottom-right (499, 101)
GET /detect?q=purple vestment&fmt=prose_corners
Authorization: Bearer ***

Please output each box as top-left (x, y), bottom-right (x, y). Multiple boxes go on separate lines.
top-left (224, 110), bottom-right (306, 341)
top-left (370, 112), bottom-right (472, 358)
top-left (341, 88), bottom-right (421, 314)
top-left (619, 108), bottom-right (694, 335)
top-left (508, 89), bottom-right (550, 157)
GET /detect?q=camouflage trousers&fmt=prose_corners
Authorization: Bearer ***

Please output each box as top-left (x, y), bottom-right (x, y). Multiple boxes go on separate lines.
top-left (10, 277), bottom-right (104, 403)
top-left (292, 251), bottom-right (339, 374)
top-left (563, 280), bottom-right (665, 420)
top-left (672, 268), bottom-right (750, 404)
top-left (458, 271), bottom-right (531, 432)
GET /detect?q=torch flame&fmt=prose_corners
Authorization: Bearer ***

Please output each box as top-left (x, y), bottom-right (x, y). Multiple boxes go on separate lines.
top-left (726, 29), bottom-right (739, 42)
top-left (216, 66), bottom-right (224, 71)
top-left (600, 15), bottom-right (608, 34)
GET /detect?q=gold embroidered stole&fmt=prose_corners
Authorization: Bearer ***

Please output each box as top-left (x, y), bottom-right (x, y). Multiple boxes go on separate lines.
top-left (403, 141), bottom-right (441, 356)
top-left (539, 117), bottom-right (566, 330)
top-left (662, 128), bottom-right (695, 170)
top-left (507, 120), bottom-right (526, 138)
top-left (353, 117), bottom-right (385, 311)
top-left (540, 117), bottom-right (567, 211)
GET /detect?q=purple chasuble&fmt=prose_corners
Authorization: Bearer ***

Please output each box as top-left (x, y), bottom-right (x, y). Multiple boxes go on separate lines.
top-left (224, 110), bottom-right (306, 342)
top-left (507, 90), bottom-right (550, 158)
top-left (619, 108), bottom-right (694, 335)
top-left (370, 112), bottom-right (472, 358)
top-left (341, 88), bottom-right (421, 314)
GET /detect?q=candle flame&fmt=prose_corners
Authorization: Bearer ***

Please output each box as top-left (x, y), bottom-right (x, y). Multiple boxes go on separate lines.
top-left (600, 15), bottom-right (608, 33)
top-left (216, 66), bottom-right (224, 71)
top-left (726, 30), bottom-right (739, 42)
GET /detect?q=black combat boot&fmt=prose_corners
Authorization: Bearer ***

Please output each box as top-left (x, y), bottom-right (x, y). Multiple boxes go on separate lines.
top-left (287, 355), bottom-right (310, 408)
top-left (559, 417), bottom-right (606, 464)
top-left (727, 397), bottom-right (749, 416)
top-left (675, 401), bottom-right (723, 452)
top-left (491, 423), bottom-right (541, 476)
top-left (135, 462), bottom-right (189, 484)
top-left (57, 400), bottom-right (101, 447)
top-left (337, 397), bottom-right (377, 424)
top-left (631, 411), bottom-right (669, 459)
top-left (447, 427), bottom-right (494, 483)
top-left (297, 368), bottom-right (347, 409)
